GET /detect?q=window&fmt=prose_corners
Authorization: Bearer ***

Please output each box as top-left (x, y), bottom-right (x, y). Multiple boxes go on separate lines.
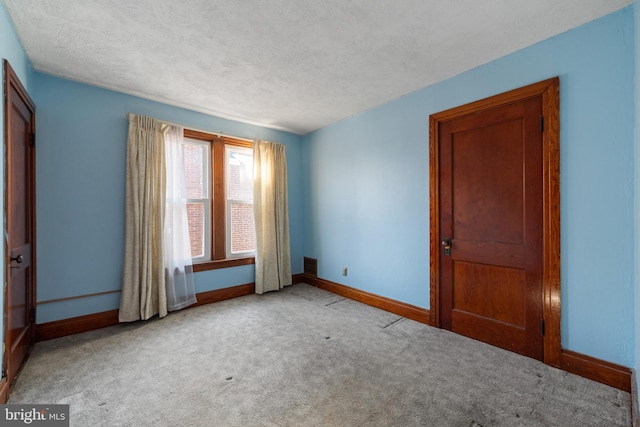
top-left (226, 145), bottom-right (255, 256)
top-left (183, 129), bottom-right (256, 271)
top-left (183, 138), bottom-right (211, 262)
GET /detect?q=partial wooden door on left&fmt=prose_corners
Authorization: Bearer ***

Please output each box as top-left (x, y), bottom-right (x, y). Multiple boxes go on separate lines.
top-left (4, 60), bottom-right (36, 391)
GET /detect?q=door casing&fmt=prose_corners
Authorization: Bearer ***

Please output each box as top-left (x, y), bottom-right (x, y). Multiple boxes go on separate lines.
top-left (429, 77), bottom-right (560, 367)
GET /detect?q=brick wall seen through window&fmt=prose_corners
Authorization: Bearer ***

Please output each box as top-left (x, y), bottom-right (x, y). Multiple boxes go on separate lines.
top-left (181, 131), bottom-right (255, 265)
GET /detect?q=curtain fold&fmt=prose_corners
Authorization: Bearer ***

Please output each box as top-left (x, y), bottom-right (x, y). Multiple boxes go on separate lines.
top-left (120, 114), bottom-right (167, 321)
top-left (253, 140), bottom-right (292, 294)
top-left (120, 114), bottom-right (197, 322)
top-left (163, 125), bottom-right (197, 311)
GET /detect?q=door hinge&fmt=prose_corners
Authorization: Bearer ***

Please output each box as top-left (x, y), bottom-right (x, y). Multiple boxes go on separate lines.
top-left (540, 116), bottom-right (544, 133)
top-left (29, 133), bottom-right (36, 148)
top-left (541, 318), bottom-right (545, 336)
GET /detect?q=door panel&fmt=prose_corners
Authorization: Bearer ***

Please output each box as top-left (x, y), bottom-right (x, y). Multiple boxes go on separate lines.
top-left (439, 96), bottom-right (543, 360)
top-left (4, 60), bottom-right (36, 389)
top-left (452, 119), bottom-right (524, 245)
top-left (453, 261), bottom-right (526, 327)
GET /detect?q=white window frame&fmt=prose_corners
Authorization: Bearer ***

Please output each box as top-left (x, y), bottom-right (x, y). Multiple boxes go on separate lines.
top-left (225, 145), bottom-right (255, 258)
top-left (183, 137), bottom-right (211, 263)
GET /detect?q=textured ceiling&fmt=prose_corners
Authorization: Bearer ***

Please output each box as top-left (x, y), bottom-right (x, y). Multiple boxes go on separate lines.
top-left (2, 0), bottom-right (632, 134)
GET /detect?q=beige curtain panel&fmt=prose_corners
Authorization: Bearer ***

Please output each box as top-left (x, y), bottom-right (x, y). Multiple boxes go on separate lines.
top-left (253, 140), bottom-right (292, 294)
top-left (120, 114), bottom-right (168, 321)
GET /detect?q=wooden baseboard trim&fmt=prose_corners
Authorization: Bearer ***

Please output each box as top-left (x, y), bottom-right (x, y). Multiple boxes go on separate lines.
top-left (35, 281), bottom-right (263, 342)
top-left (190, 283), bottom-right (255, 308)
top-left (292, 273), bottom-right (305, 284)
top-left (36, 309), bottom-right (120, 342)
top-left (303, 274), bottom-right (431, 325)
top-left (561, 349), bottom-right (632, 392)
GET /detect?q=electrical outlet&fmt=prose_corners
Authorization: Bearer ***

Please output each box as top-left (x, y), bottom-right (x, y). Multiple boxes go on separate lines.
top-left (342, 266), bottom-right (348, 276)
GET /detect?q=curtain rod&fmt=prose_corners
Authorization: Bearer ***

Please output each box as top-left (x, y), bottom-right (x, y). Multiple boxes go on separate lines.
top-left (126, 113), bottom-right (254, 143)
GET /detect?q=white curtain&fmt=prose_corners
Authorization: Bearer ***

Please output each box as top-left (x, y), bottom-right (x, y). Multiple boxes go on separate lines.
top-left (163, 125), bottom-right (197, 311)
top-left (120, 114), bottom-right (196, 322)
top-left (253, 140), bottom-right (292, 294)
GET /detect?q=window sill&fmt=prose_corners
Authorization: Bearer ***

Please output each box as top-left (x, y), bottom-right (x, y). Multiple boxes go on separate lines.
top-left (192, 257), bottom-right (255, 272)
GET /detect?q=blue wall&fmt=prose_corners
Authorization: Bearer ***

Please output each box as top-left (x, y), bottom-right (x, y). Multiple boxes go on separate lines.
top-left (1, 3), bottom-right (34, 347)
top-left (303, 6), bottom-right (636, 367)
top-left (33, 73), bottom-right (304, 323)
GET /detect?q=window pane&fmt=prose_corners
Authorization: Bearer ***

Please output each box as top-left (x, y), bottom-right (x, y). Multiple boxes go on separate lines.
top-left (227, 148), bottom-right (253, 202)
top-left (183, 141), bottom-right (207, 199)
top-left (186, 202), bottom-right (205, 258)
top-left (230, 202), bottom-right (255, 253)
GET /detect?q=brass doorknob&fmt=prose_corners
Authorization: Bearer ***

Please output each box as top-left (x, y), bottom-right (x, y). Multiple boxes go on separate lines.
top-left (10, 255), bottom-right (23, 264)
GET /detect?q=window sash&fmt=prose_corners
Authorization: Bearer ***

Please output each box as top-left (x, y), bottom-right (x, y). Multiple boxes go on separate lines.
top-left (226, 200), bottom-right (255, 257)
top-left (225, 145), bottom-right (255, 257)
top-left (183, 137), bottom-right (211, 263)
top-left (183, 137), bottom-right (210, 199)
top-left (186, 199), bottom-right (211, 263)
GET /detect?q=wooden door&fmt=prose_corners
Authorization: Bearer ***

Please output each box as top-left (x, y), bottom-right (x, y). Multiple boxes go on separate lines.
top-left (3, 60), bottom-right (36, 389)
top-left (437, 94), bottom-right (544, 360)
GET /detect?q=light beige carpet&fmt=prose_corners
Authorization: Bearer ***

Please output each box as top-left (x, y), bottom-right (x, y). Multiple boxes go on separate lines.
top-left (9, 284), bottom-right (631, 426)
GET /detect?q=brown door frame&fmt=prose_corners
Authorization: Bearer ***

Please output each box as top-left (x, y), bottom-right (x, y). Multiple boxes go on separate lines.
top-left (3, 60), bottom-right (37, 388)
top-left (429, 77), bottom-right (560, 367)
